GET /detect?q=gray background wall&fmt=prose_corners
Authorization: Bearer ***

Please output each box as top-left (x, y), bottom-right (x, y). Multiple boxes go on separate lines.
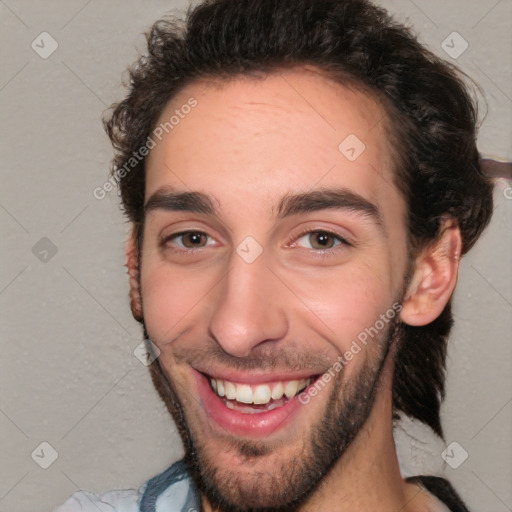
top-left (0, 1), bottom-right (510, 511)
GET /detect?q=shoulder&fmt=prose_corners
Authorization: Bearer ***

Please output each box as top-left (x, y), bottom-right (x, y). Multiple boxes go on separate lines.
top-left (52, 459), bottom-right (194, 512)
top-left (406, 475), bottom-right (471, 512)
top-left (52, 488), bottom-right (143, 512)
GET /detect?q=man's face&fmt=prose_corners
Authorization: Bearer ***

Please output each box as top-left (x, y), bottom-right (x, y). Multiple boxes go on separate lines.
top-left (138, 68), bottom-right (410, 509)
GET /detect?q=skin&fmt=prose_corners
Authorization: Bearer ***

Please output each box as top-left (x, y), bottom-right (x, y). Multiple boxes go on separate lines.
top-left (126, 67), bottom-right (462, 511)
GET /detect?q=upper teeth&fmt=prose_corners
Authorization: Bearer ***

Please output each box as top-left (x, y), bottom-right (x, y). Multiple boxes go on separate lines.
top-left (210, 378), bottom-right (311, 405)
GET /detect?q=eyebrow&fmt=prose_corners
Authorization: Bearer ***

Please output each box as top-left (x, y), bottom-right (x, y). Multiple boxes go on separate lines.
top-left (145, 188), bottom-right (216, 215)
top-left (275, 188), bottom-right (384, 231)
top-left (144, 186), bottom-right (385, 233)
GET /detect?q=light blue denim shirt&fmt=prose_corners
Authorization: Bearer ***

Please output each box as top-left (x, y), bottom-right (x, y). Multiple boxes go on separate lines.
top-left (54, 460), bottom-right (201, 512)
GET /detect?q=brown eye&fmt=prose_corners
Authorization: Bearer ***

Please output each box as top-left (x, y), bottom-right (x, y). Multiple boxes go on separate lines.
top-left (308, 232), bottom-right (337, 249)
top-left (295, 230), bottom-right (345, 250)
top-left (167, 231), bottom-right (211, 249)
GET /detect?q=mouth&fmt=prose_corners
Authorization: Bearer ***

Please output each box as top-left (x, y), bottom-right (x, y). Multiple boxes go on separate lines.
top-left (194, 370), bottom-right (320, 438)
top-left (209, 376), bottom-right (312, 414)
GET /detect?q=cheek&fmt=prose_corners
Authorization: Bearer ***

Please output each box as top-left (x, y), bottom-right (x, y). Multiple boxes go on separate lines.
top-left (140, 260), bottom-right (213, 342)
top-left (291, 259), bottom-right (396, 355)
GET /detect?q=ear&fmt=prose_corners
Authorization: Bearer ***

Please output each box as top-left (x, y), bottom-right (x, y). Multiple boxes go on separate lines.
top-left (400, 218), bottom-right (462, 326)
top-left (125, 229), bottom-right (143, 322)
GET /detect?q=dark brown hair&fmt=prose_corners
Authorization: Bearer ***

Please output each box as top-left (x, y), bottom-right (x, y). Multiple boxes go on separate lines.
top-left (104, 0), bottom-right (494, 436)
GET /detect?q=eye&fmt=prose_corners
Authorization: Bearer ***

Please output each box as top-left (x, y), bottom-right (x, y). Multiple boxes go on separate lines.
top-left (163, 231), bottom-right (214, 250)
top-left (294, 230), bottom-right (349, 251)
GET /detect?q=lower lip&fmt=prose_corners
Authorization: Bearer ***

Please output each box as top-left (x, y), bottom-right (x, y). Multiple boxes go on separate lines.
top-left (194, 371), bottom-right (306, 438)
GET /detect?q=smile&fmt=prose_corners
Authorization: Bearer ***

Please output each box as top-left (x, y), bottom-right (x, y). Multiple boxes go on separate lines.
top-left (209, 377), bottom-right (311, 412)
top-left (195, 370), bottom-right (319, 437)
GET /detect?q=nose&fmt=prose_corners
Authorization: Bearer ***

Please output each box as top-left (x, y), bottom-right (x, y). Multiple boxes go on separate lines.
top-left (208, 251), bottom-right (288, 357)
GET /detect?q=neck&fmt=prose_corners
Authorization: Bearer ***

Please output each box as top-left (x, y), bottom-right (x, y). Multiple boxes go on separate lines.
top-left (295, 353), bottom-right (435, 512)
top-left (301, 365), bottom-right (405, 510)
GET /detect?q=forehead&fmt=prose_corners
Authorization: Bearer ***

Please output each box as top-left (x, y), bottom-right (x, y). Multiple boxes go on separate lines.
top-left (145, 67), bottom-right (400, 215)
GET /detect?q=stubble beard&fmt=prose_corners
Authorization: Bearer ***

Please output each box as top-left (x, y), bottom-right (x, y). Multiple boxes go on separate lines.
top-left (146, 315), bottom-right (399, 512)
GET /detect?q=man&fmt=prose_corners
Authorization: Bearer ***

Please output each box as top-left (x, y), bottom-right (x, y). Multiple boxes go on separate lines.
top-left (56, 0), bottom-right (495, 510)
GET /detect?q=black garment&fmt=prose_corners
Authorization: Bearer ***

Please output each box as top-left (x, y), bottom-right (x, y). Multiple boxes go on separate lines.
top-left (406, 476), bottom-right (470, 512)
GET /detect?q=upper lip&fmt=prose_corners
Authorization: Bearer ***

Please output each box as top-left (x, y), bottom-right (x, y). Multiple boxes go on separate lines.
top-left (195, 367), bottom-right (320, 385)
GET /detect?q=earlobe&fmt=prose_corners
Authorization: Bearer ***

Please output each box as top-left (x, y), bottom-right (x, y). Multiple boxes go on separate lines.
top-left (125, 231), bottom-right (143, 322)
top-left (400, 219), bottom-right (462, 326)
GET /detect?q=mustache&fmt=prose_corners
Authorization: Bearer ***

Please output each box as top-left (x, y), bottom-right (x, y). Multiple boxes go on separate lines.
top-left (172, 343), bottom-right (334, 374)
